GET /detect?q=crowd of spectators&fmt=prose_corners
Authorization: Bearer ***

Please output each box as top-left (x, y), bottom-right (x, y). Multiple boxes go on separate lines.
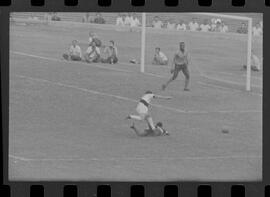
top-left (116, 13), bottom-right (141, 27)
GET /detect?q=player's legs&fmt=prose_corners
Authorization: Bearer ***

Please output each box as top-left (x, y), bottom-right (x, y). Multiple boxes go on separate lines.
top-left (145, 115), bottom-right (155, 130)
top-left (130, 123), bottom-right (150, 136)
top-left (162, 65), bottom-right (180, 90)
top-left (182, 65), bottom-right (190, 90)
top-left (128, 115), bottom-right (143, 121)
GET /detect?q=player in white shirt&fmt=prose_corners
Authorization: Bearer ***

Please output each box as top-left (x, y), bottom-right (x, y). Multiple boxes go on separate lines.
top-left (62, 40), bottom-right (82, 61)
top-left (126, 90), bottom-right (172, 132)
top-left (84, 42), bottom-right (101, 63)
top-left (200, 20), bottom-right (211, 32)
top-left (152, 47), bottom-right (168, 65)
top-left (188, 18), bottom-right (199, 31)
top-left (176, 21), bottom-right (187, 31)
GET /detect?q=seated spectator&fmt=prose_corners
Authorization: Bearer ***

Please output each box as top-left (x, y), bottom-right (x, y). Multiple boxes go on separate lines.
top-left (237, 22), bottom-right (248, 34)
top-left (199, 19), bottom-right (211, 32)
top-left (220, 21), bottom-right (229, 33)
top-left (243, 52), bottom-right (261, 71)
top-left (51, 12), bottom-right (61, 21)
top-left (82, 13), bottom-right (91, 23)
top-left (215, 20), bottom-right (223, 32)
top-left (176, 20), bottom-right (187, 31)
top-left (89, 32), bottom-right (102, 47)
top-left (63, 40), bottom-right (82, 61)
top-left (166, 19), bottom-right (176, 30)
top-left (152, 16), bottom-right (163, 29)
top-left (93, 13), bottom-right (106, 24)
top-left (253, 23), bottom-right (262, 36)
top-left (101, 40), bottom-right (118, 64)
top-left (116, 13), bottom-right (125, 26)
top-left (84, 42), bottom-right (101, 63)
top-left (130, 13), bottom-right (140, 27)
top-left (188, 18), bottom-right (199, 31)
top-left (152, 47), bottom-right (168, 65)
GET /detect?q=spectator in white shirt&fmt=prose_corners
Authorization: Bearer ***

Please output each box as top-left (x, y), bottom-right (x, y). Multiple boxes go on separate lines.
top-left (124, 13), bottom-right (133, 26)
top-left (253, 23), bottom-right (262, 37)
top-left (63, 40), bottom-right (82, 61)
top-left (84, 42), bottom-right (101, 63)
top-left (220, 21), bottom-right (229, 33)
top-left (199, 19), bottom-right (211, 32)
top-left (210, 18), bottom-right (217, 32)
top-left (116, 13), bottom-right (125, 26)
top-left (176, 20), bottom-right (187, 31)
top-left (166, 19), bottom-right (176, 30)
top-left (130, 13), bottom-right (140, 27)
top-left (152, 16), bottom-right (163, 29)
top-left (188, 18), bottom-right (199, 31)
top-left (152, 47), bottom-right (168, 65)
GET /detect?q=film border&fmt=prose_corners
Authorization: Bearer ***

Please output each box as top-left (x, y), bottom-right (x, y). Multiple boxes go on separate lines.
top-left (0, 0), bottom-right (269, 196)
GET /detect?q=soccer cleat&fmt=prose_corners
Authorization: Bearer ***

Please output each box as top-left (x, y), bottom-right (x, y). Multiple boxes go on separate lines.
top-left (130, 122), bottom-right (135, 129)
top-left (125, 115), bottom-right (131, 120)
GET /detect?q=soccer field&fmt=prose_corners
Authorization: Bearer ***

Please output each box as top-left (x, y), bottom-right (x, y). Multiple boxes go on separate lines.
top-left (9, 22), bottom-right (262, 181)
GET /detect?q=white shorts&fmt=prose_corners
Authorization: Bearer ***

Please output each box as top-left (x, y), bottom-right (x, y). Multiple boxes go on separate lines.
top-left (136, 102), bottom-right (149, 120)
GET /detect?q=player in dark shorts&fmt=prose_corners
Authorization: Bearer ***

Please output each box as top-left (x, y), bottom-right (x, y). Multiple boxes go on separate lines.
top-left (162, 42), bottom-right (190, 91)
top-left (130, 121), bottom-right (169, 137)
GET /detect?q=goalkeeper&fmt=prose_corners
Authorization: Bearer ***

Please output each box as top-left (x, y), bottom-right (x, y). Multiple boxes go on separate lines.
top-left (162, 42), bottom-right (191, 91)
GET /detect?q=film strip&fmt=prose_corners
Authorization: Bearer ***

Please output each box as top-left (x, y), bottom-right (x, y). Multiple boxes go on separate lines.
top-left (0, 0), bottom-right (269, 197)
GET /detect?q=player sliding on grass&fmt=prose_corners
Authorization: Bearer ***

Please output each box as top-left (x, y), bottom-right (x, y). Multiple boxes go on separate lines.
top-left (162, 42), bottom-right (191, 91)
top-left (126, 90), bottom-right (172, 132)
top-left (130, 121), bottom-right (169, 137)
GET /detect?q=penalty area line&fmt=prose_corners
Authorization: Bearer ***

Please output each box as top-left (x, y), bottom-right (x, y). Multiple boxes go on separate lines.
top-left (13, 74), bottom-right (261, 114)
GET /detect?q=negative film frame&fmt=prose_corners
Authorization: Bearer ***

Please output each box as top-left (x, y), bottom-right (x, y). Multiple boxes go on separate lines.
top-left (0, 0), bottom-right (269, 196)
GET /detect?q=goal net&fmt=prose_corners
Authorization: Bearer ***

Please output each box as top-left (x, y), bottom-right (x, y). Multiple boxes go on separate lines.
top-left (141, 12), bottom-right (263, 91)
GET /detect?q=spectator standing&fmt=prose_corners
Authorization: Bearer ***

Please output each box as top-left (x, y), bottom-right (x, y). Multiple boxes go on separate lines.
top-left (176, 20), bottom-right (187, 31)
top-left (220, 21), bottom-right (229, 33)
top-left (188, 18), bottom-right (199, 31)
top-left (93, 13), bottom-right (106, 24)
top-left (253, 23), bottom-right (262, 36)
top-left (116, 13), bottom-right (125, 26)
top-left (200, 19), bottom-right (211, 32)
top-left (237, 22), bottom-right (248, 34)
top-left (166, 19), bottom-right (176, 30)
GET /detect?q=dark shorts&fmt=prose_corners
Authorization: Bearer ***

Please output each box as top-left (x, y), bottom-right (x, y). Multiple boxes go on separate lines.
top-left (172, 64), bottom-right (189, 80)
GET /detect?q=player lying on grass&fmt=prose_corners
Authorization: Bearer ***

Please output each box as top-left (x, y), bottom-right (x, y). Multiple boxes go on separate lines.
top-left (62, 40), bottom-right (82, 61)
top-left (162, 42), bottom-right (191, 91)
top-left (130, 121), bottom-right (169, 137)
top-left (101, 40), bottom-right (118, 64)
top-left (126, 90), bottom-right (172, 131)
top-left (152, 47), bottom-right (168, 65)
top-left (84, 42), bottom-right (101, 63)
top-left (242, 52), bottom-right (261, 72)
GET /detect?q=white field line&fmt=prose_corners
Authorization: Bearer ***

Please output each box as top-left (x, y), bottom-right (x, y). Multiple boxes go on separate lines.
top-left (14, 74), bottom-right (261, 114)
top-left (9, 154), bottom-right (262, 162)
top-left (11, 50), bottom-right (262, 98)
top-left (12, 50), bottom-right (262, 88)
top-left (198, 81), bottom-right (262, 97)
top-left (11, 51), bottom-right (133, 74)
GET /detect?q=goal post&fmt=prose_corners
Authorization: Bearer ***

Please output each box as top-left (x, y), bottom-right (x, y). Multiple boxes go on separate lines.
top-left (140, 12), bottom-right (146, 73)
top-left (140, 12), bottom-right (253, 91)
top-left (192, 13), bottom-right (253, 91)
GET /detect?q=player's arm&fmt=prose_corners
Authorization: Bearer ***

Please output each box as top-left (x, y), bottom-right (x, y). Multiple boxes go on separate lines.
top-left (154, 94), bottom-right (172, 100)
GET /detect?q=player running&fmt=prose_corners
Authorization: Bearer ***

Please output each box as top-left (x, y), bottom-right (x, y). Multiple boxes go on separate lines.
top-left (162, 42), bottom-right (191, 91)
top-left (126, 90), bottom-right (172, 131)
